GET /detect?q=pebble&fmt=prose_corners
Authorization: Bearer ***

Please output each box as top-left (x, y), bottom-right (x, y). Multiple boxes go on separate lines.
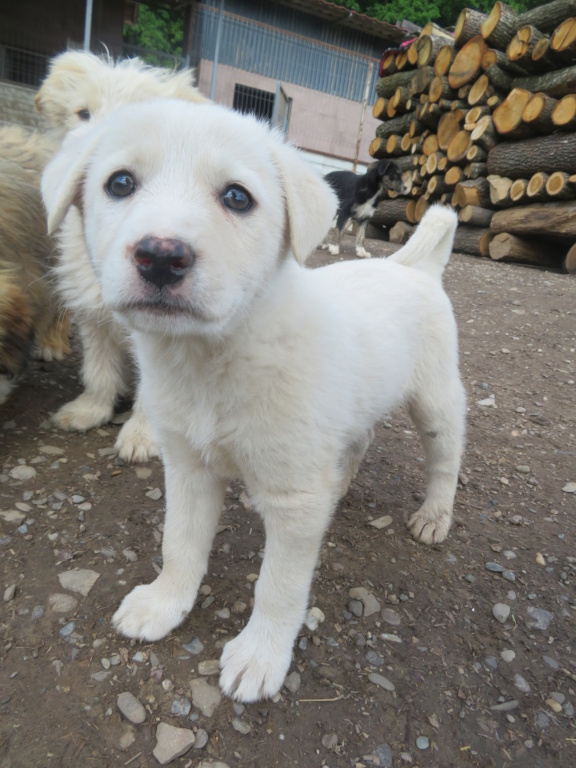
top-left (501, 650), bottom-right (516, 663)
top-left (182, 637), bottom-right (204, 655)
top-left (171, 698), bottom-right (192, 716)
top-left (57, 569), bottom-right (100, 596)
top-left (9, 465), bottom-right (37, 481)
top-left (367, 744), bottom-right (393, 768)
top-left (492, 603), bottom-right (511, 623)
top-left (416, 736), bottom-right (430, 750)
top-left (153, 722), bottom-right (195, 764)
top-left (215, 607), bottom-right (230, 619)
top-left (193, 728), bottom-right (209, 749)
top-left (527, 606), bottom-right (553, 631)
top-left (490, 700), bottom-right (519, 712)
top-left (368, 515), bottom-right (393, 529)
top-left (348, 587), bottom-right (381, 617)
top-left (366, 650), bottom-right (384, 667)
top-left (117, 691), bottom-right (146, 724)
top-left (368, 672), bottom-right (395, 692)
top-left (197, 762), bottom-right (230, 768)
top-left (146, 487), bottom-right (163, 501)
top-left (3, 584), bottom-right (16, 602)
top-left (283, 671), bottom-right (301, 693)
top-left (198, 659), bottom-right (220, 676)
top-left (304, 606), bottom-right (325, 631)
top-left (231, 717), bottom-right (251, 735)
top-left (322, 732), bottom-right (338, 750)
top-left (348, 599), bottom-right (363, 617)
top-left (546, 698), bottom-right (563, 713)
top-left (189, 678), bottom-right (222, 717)
top-left (562, 482), bottom-right (576, 494)
top-left (59, 622), bottom-right (75, 637)
top-left (47, 592), bottom-right (78, 614)
top-left (485, 562), bottom-right (505, 573)
top-left (0, 510), bottom-right (25, 523)
top-left (118, 729), bottom-right (135, 752)
top-left (122, 548), bottom-right (138, 562)
top-left (514, 674), bottom-right (531, 693)
top-left (381, 608), bottom-right (401, 626)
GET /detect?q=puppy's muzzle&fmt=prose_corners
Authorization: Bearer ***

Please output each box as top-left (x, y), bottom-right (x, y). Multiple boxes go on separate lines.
top-left (133, 237), bottom-right (195, 289)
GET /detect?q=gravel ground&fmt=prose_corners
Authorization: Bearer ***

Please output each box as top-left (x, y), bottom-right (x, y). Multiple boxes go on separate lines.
top-left (1, 235), bottom-right (575, 768)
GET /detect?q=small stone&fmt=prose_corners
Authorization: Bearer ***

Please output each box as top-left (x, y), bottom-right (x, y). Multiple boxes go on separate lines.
top-left (215, 607), bottom-right (230, 619)
top-left (304, 606), bottom-right (325, 631)
top-left (368, 515), bottom-right (393, 529)
top-left (535, 553), bottom-right (546, 566)
top-left (509, 514), bottom-right (524, 526)
top-left (485, 562), bottom-right (505, 573)
top-left (348, 599), bottom-right (363, 617)
top-left (501, 650), bottom-right (515, 662)
top-left (515, 465), bottom-right (530, 474)
top-left (182, 637), bottom-right (204, 655)
top-left (492, 603), bottom-right (511, 623)
top-left (321, 732), bottom-right (338, 750)
top-left (162, 679), bottom-right (174, 693)
top-left (562, 482), bottom-right (576, 494)
top-left (366, 650), bottom-right (384, 667)
top-left (153, 722), bottom-right (195, 764)
top-left (131, 651), bottom-right (146, 663)
top-left (381, 607), bottom-right (401, 626)
top-left (526, 606), bottom-right (553, 631)
top-left (171, 698), bottom-right (192, 716)
top-left (9, 465), bottom-right (37, 481)
top-left (231, 717), bottom-right (251, 735)
top-left (59, 621), bottom-right (75, 637)
top-left (117, 691), bottom-right (146, 724)
top-left (198, 659), bottom-right (220, 676)
top-left (91, 670), bottom-right (111, 682)
top-left (490, 700), bottom-right (519, 712)
top-left (368, 672), bottom-right (395, 691)
top-left (283, 671), bottom-right (301, 693)
top-left (122, 548), bottom-right (138, 562)
top-left (57, 569), bottom-right (100, 596)
top-left (416, 736), bottom-right (430, 750)
top-left (514, 674), bottom-right (531, 694)
top-left (189, 678), bottom-right (222, 717)
top-left (502, 570), bottom-right (516, 582)
top-left (0, 510), bottom-right (25, 523)
top-left (348, 587), bottom-right (381, 617)
top-left (118, 729), bottom-right (136, 752)
top-left (3, 584), bottom-right (16, 602)
top-left (146, 487), bottom-right (163, 501)
top-left (546, 698), bottom-right (563, 713)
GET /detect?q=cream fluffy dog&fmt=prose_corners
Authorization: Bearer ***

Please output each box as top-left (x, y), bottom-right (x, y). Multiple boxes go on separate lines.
top-left (42, 100), bottom-right (466, 703)
top-left (35, 51), bottom-right (208, 460)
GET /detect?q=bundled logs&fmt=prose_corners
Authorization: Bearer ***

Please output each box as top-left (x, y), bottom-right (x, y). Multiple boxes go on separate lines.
top-left (370, 0), bottom-right (576, 273)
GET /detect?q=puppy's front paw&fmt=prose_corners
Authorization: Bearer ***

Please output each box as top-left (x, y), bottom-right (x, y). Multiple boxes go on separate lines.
top-left (356, 246), bottom-right (371, 258)
top-left (115, 414), bottom-right (160, 463)
top-left (408, 504), bottom-right (452, 545)
top-left (53, 394), bottom-right (113, 431)
top-left (328, 244), bottom-right (340, 256)
top-left (219, 620), bottom-right (293, 702)
top-left (112, 582), bottom-right (192, 641)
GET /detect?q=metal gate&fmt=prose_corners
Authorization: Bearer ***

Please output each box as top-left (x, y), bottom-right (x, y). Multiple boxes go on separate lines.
top-left (271, 82), bottom-right (292, 136)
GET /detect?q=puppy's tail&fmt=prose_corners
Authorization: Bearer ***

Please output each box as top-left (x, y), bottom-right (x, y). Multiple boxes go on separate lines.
top-left (387, 204), bottom-right (457, 280)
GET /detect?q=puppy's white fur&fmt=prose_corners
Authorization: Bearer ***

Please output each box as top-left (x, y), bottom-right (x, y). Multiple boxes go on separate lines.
top-left (42, 100), bottom-right (465, 703)
top-left (36, 51), bottom-right (208, 461)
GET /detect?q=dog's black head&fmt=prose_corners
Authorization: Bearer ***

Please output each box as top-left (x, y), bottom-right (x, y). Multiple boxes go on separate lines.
top-left (376, 159), bottom-right (405, 192)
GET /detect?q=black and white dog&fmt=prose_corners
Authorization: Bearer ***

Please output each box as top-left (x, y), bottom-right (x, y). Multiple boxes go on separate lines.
top-left (323, 159), bottom-right (406, 258)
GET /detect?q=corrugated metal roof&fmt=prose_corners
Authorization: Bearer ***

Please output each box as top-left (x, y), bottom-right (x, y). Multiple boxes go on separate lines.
top-left (276, 0), bottom-right (409, 44)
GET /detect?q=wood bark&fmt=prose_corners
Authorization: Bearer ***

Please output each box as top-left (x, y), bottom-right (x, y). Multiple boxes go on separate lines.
top-left (376, 69), bottom-right (421, 99)
top-left (454, 178), bottom-right (492, 208)
top-left (517, 0), bottom-right (576, 34)
top-left (455, 8), bottom-right (488, 47)
top-left (481, 2), bottom-right (519, 51)
top-left (388, 220), bottom-right (414, 244)
top-left (487, 131), bottom-right (576, 177)
top-left (512, 63), bottom-right (576, 98)
top-left (527, 171), bottom-right (550, 201)
top-left (459, 205), bottom-right (495, 226)
top-left (489, 232), bottom-right (564, 266)
top-left (563, 242), bottom-right (576, 272)
top-left (487, 174), bottom-right (514, 207)
top-left (371, 199), bottom-right (414, 226)
top-left (453, 225), bottom-right (493, 256)
top-left (471, 115), bottom-right (499, 151)
top-left (491, 199), bottom-right (576, 237)
top-left (376, 113), bottom-right (414, 140)
top-left (552, 93), bottom-right (576, 128)
top-left (449, 36), bottom-right (487, 89)
top-left (464, 162), bottom-right (488, 179)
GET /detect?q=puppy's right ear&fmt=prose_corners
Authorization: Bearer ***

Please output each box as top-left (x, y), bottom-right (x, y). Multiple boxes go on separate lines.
top-left (41, 129), bottom-right (100, 234)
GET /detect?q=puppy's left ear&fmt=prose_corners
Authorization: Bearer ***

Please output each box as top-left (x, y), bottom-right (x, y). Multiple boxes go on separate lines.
top-left (41, 128), bottom-right (102, 234)
top-left (377, 159), bottom-right (391, 175)
top-left (271, 139), bottom-right (337, 264)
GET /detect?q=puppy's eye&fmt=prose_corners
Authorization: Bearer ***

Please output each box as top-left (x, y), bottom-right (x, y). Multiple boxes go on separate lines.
top-left (222, 185), bottom-right (252, 213)
top-left (106, 171), bottom-right (136, 199)
top-left (77, 109), bottom-right (91, 121)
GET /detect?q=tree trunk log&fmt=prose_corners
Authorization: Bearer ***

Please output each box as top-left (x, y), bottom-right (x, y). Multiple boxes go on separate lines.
top-left (449, 36), bottom-right (487, 89)
top-left (552, 93), bottom-right (576, 129)
top-left (466, 144), bottom-right (488, 163)
top-left (445, 166), bottom-right (465, 186)
top-left (563, 241), bottom-right (576, 272)
top-left (546, 170), bottom-right (576, 198)
top-left (437, 110), bottom-right (463, 150)
top-left (454, 178), bottom-right (492, 208)
top-left (482, 2), bottom-right (519, 49)
top-left (471, 115), bottom-right (499, 151)
top-left (467, 74), bottom-right (494, 105)
top-left (447, 130), bottom-right (472, 163)
top-left (487, 131), bottom-right (576, 177)
top-left (517, 0), bottom-right (576, 34)
top-left (550, 17), bottom-right (576, 63)
top-left (510, 178), bottom-right (528, 202)
top-left (464, 162), bottom-right (488, 179)
top-left (527, 171), bottom-right (551, 201)
top-left (493, 88), bottom-right (533, 135)
top-left (459, 205), bottom-right (495, 226)
top-left (371, 199), bottom-right (414, 226)
top-left (455, 9), bottom-right (488, 47)
top-left (512, 63), bottom-right (576, 97)
top-left (376, 69), bottom-right (421, 99)
top-left (482, 47), bottom-right (528, 75)
top-left (409, 67), bottom-right (435, 96)
top-left (453, 225), bottom-right (493, 256)
top-left (522, 91), bottom-right (559, 131)
top-left (487, 174), bottom-right (514, 206)
top-left (489, 232), bottom-right (564, 266)
top-left (491, 199), bottom-right (576, 237)
top-left (376, 113), bottom-right (414, 140)
top-left (434, 45), bottom-right (456, 76)
top-left (373, 97), bottom-right (388, 120)
top-left (389, 220), bottom-right (415, 244)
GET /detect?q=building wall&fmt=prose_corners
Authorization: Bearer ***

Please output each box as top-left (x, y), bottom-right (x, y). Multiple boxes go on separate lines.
top-left (198, 60), bottom-right (378, 169)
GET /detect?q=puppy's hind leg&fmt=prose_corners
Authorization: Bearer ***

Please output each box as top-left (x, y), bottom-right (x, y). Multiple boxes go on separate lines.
top-left (328, 215), bottom-right (348, 256)
top-left (339, 429), bottom-right (373, 500)
top-left (406, 364), bottom-right (465, 545)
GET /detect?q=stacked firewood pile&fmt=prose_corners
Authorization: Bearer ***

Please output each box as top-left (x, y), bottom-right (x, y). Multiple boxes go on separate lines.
top-left (370, 0), bottom-right (576, 273)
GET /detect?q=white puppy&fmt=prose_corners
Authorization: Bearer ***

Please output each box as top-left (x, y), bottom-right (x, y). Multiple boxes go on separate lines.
top-left (35, 51), bottom-right (208, 461)
top-left (42, 100), bottom-right (465, 703)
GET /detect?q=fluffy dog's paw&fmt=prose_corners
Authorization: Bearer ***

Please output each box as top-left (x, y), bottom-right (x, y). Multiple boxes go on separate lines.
top-left (356, 246), bottom-right (372, 258)
top-left (328, 244), bottom-right (340, 256)
top-left (408, 504), bottom-right (452, 545)
top-left (112, 582), bottom-right (191, 641)
top-left (53, 394), bottom-right (114, 431)
top-left (219, 622), bottom-right (293, 702)
top-left (115, 414), bottom-right (160, 463)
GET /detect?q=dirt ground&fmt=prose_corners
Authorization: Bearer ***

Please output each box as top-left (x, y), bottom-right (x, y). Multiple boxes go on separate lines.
top-left (1, 235), bottom-right (575, 768)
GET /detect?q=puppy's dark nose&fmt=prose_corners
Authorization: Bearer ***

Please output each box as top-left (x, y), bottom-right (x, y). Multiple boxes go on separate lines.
top-left (133, 237), bottom-right (195, 288)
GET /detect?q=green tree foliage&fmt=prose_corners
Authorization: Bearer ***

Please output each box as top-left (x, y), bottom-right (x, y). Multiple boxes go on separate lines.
top-left (332, 0), bottom-right (550, 29)
top-left (123, 3), bottom-right (184, 62)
